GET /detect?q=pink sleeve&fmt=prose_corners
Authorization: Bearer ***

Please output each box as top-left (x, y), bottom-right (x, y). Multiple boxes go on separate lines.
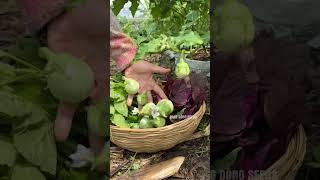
top-left (110, 30), bottom-right (137, 71)
top-left (20, 0), bottom-right (68, 30)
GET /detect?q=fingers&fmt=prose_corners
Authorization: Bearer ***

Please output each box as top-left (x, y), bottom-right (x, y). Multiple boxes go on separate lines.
top-left (88, 133), bottom-right (105, 155)
top-left (147, 91), bottom-right (153, 103)
top-left (127, 94), bottom-right (134, 107)
top-left (88, 133), bottom-right (106, 174)
top-left (54, 102), bottom-right (78, 142)
top-left (150, 64), bottom-right (171, 74)
top-left (153, 83), bottom-right (168, 99)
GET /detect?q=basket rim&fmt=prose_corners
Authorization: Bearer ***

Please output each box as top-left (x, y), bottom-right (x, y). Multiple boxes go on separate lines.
top-left (110, 102), bottom-right (206, 132)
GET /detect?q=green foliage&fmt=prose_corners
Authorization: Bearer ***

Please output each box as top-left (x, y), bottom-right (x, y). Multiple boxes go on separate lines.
top-left (112, 0), bottom-right (140, 16)
top-left (0, 137), bottom-right (17, 167)
top-left (11, 165), bottom-right (46, 180)
top-left (0, 37), bottom-right (104, 179)
top-left (114, 0), bottom-right (210, 60)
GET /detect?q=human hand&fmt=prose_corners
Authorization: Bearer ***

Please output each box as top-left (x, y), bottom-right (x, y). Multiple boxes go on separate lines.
top-left (124, 60), bottom-right (171, 106)
top-left (43, 1), bottom-right (107, 174)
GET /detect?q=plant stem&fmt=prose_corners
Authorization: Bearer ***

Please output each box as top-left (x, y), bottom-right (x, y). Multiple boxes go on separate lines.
top-left (0, 50), bottom-right (42, 72)
top-left (0, 73), bottom-right (45, 87)
top-left (125, 152), bottom-right (138, 175)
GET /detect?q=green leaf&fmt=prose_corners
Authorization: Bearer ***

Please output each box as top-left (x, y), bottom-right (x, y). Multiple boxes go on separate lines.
top-left (112, 114), bottom-right (130, 128)
top-left (176, 108), bottom-right (186, 116)
top-left (7, 37), bottom-right (45, 69)
top-left (186, 10), bottom-right (200, 22)
top-left (0, 62), bottom-right (16, 84)
top-left (127, 115), bottom-right (139, 123)
top-left (110, 88), bottom-right (126, 102)
top-left (0, 137), bottom-right (17, 167)
top-left (11, 165), bottom-right (45, 180)
top-left (0, 90), bottom-right (57, 174)
top-left (130, 0), bottom-right (139, 17)
top-left (110, 105), bottom-right (115, 115)
top-left (213, 147), bottom-right (242, 170)
top-left (114, 101), bottom-right (128, 117)
top-left (13, 122), bottom-right (57, 175)
top-left (0, 90), bottom-right (33, 118)
top-left (112, 0), bottom-right (129, 15)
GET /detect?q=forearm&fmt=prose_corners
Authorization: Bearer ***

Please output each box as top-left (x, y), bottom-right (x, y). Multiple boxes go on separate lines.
top-left (110, 31), bottom-right (137, 71)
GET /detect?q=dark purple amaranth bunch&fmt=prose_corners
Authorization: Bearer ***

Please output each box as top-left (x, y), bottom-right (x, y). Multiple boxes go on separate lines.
top-left (163, 72), bottom-right (206, 117)
top-left (211, 30), bottom-right (306, 177)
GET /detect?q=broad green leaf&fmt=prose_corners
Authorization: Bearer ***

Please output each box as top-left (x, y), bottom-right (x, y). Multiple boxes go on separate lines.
top-left (110, 88), bottom-right (126, 102)
top-left (0, 137), bottom-right (17, 167)
top-left (0, 90), bottom-right (33, 117)
top-left (176, 31), bottom-right (203, 47)
top-left (112, 114), bottom-right (130, 128)
top-left (11, 165), bottom-right (45, 180)
top-left (130, 0), bottom-right (139, 17)
top-left (213, 147), bottom-right (242, 170)
top-left (114, 101), bottom-right (128, 117)
top-left (13, 122), bottom-right (57, 175)
top-left (186, 10), bottom-right (200, 22)
top-left (112, 0), bottom-right (129, 15)
top-left (127, 115), bottom-right (139, 123)
top-left (110, 105), bottom-right (115, 115)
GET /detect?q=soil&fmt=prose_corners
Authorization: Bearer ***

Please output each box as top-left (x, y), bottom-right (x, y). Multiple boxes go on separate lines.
top-left (190, 48), bottom-right (210, 61)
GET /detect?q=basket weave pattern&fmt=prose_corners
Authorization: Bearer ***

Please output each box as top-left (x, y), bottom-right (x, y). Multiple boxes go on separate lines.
top-left (110, 103), bottom-right (206, 153)
top-left (252, 125), bottom-right (306, 180)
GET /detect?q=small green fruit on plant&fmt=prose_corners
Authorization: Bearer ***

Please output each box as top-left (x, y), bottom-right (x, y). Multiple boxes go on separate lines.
top-left (175, 51), bottom-right (190, 79)
top-left (137, 92), bottom-right (148, 106)
top-left (39, 47), bottom-right (94, 103)
top-left (212, 0), bottom-right (255, 52)
top-left (153, 117), bottom-right (166, 128)
top-left (157, 99), bottom-right (174, 118)
top-left (139, 116), bottom-right (154, 129)
top-left (140, 103), bottom-right (157, 116)
top-left (123, 77), bottom-right (139, 94)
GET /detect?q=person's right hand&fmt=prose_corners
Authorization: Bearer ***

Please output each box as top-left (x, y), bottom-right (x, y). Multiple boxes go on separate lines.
top-left (124, 60), bottom-right (171, 106)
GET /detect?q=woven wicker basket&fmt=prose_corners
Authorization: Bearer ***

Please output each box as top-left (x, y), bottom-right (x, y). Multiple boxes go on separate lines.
top-left (251, 125), bottom-right (306, 180)
top-left (110, 103), bottom-right (206, 153)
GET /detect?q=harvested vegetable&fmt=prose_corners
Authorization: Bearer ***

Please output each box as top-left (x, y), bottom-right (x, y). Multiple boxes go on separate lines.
top-left (139, 116), bottom-right (154, 129)
top-left (140, 103), bottom-right (157, 116)
top-left (39, 47), bottom-right (94, 103)
top-left (157, 99), bottom-right (174, 118)
top-left (212, 0), bottom-right (255, 52)
top-left (123, 77), bottom-right (139, 94)
top-left (175, 51), bottom-right (190, 79)
top-left (153, 117), bottom-right (166, 128)
top-left (137, 91), bottom-right (148, 106)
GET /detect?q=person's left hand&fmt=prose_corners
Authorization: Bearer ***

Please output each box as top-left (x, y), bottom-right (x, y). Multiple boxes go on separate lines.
top-left (124, 60), bottom-right (171, 106)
